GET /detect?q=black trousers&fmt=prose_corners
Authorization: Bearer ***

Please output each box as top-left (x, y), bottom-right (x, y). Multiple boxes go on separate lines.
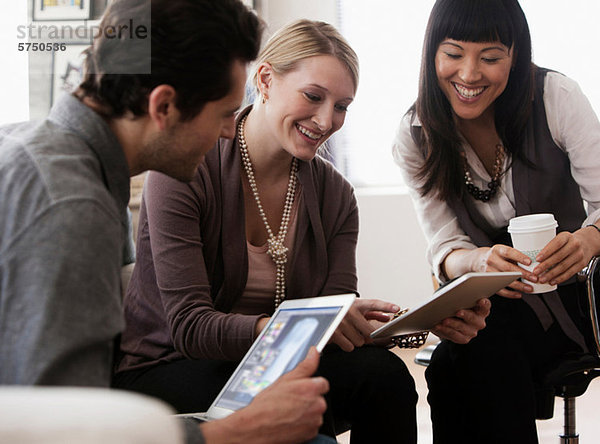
top-left (114, 345), bottom-right (417, 444)
top-left (425, 284), bottom-right (590, 444)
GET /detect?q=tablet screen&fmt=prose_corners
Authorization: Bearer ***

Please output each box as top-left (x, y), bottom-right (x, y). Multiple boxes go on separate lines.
top-left (213, 306), bottom-right (342, 411)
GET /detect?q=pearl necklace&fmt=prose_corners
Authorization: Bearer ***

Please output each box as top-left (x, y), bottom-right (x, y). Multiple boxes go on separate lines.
top-left (238, 115), bottom-right (298, 308)
top-left (463, 143), bottom-right (505, 202)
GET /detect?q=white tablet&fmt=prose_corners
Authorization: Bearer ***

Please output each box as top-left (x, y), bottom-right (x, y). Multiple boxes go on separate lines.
top-left (193, 293), bottom-right (356, 420)
top-left (370, 271), bottom-right (521, 339)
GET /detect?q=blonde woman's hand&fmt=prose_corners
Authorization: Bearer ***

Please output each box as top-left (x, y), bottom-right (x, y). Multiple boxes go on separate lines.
top-left (329, 299), bottom-right (400, 352)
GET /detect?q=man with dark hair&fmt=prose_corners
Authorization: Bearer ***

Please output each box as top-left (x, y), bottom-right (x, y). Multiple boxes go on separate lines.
top-left (0, 1), bottom-right (330, 442)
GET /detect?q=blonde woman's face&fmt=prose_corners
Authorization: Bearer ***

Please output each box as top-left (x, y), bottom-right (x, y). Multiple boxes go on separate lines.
top-left (262, 55), bottom-right (355, 161)
top-left (435, 39), bottom-right (513, 123)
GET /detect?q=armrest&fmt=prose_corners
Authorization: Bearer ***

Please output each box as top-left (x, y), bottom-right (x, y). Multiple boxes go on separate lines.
top-left (0, 387), bottom-right (183, 444)
top-left (578, 256), bottom-right (600, 358)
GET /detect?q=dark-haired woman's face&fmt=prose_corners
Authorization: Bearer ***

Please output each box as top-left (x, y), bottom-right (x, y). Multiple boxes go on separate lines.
top-left (435, 39), bottom-right (513, 122)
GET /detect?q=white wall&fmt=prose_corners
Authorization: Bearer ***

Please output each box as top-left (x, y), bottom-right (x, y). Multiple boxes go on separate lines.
top-left (256, 0), bottom-right (338, 35)
top-left (355, 189), bottom-right (432, 309)
top-left (0, 2), bottom-right (29, 124)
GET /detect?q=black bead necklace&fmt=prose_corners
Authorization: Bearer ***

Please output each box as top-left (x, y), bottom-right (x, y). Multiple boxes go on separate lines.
top-left (462, 143), bottom-right (504, 202)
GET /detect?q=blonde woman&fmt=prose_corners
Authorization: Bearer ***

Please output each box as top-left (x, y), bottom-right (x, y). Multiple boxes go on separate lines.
top-left (115, 20), bottom-right (421, 442)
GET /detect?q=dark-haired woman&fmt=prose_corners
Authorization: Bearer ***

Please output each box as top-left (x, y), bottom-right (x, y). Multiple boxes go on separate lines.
top-left (393, 0), bottom-right (600, 442)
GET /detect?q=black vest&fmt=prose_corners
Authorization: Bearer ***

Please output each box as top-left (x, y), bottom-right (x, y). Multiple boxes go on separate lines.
top-left (449, 67), bottom-right (586, 247)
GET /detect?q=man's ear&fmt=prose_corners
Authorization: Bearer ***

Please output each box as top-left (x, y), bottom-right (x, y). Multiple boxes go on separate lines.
top-left (256, 62), bottom-right (274, 100)
top-left (147, 85), bottom-right (179, 130)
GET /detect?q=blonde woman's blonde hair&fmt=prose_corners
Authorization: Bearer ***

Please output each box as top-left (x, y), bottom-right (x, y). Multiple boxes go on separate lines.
top-left (252, 19), bottom-right (359, 94)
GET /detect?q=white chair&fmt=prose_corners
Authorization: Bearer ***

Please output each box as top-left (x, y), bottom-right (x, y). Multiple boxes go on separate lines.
top-left (0, 387), bottom-right (184, 444)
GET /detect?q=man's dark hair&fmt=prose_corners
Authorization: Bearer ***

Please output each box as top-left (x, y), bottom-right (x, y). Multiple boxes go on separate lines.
top-left (78, 0), bottom-right (262, 120)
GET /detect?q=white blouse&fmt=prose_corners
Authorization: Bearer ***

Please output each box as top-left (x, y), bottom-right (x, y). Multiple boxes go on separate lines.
top-left (392, 72), bottom-right (600, 281)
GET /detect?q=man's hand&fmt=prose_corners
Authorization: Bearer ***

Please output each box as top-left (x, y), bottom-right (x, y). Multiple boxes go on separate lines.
top-left (201, 347), bottom-right (328, 444)
top-left (330, 299), bottom-right (400, 351)
top-left (431, 298), bottom-right (491, 344)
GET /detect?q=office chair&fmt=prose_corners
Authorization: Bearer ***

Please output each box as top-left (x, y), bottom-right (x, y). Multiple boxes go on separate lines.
top-left (536, 256), bottom-right (600, 443)
top-left (414, 256), bottom-right (600, 444)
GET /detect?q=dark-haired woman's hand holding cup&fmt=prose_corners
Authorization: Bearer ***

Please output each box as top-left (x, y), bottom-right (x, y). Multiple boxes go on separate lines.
top-left (533, 228), bottom-right (598, 286)
top-left (470, 244), bottom-right (537, 298)
top-left (508, 214), bottom-right (558, 293)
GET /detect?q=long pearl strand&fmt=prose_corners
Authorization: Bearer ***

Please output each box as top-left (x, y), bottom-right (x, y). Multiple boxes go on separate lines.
top-left (238, 115), bottom-right (298, 308)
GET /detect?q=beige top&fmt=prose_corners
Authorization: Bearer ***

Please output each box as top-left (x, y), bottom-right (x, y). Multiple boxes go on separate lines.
top-left (232, 186), bottom-right (302, 315)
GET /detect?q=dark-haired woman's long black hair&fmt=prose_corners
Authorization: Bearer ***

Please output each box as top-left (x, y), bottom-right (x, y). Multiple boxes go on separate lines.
top-left (410, 0), bottom-right (535, 201)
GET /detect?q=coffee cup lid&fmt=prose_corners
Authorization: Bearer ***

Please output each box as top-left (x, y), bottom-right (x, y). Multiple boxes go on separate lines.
top-left (508, 213), bottom-right (558, 234)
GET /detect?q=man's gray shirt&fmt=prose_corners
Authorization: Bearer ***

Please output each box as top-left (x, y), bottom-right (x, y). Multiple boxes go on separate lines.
top-left (0, 94), bottom-right (130, 385)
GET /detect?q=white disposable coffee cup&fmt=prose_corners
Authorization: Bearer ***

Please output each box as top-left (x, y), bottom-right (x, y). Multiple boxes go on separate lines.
top-left (507, 213), bottom-right (558, 293)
